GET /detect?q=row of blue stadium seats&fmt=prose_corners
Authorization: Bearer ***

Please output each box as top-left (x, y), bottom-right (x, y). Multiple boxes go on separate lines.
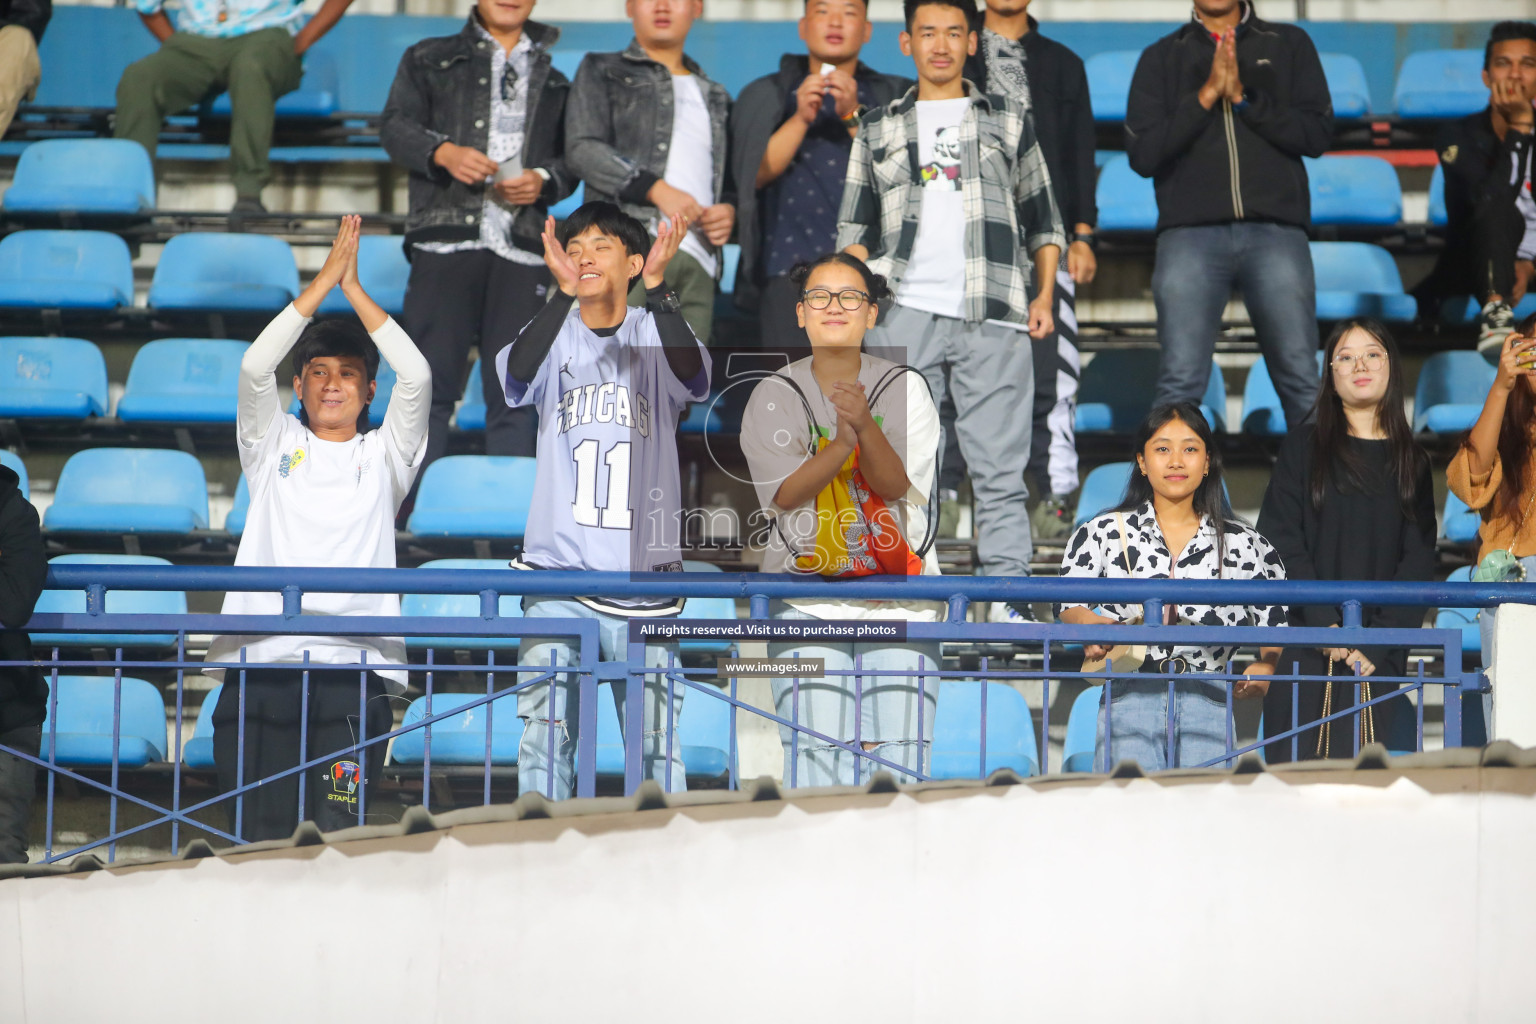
top-left (38, 673), bottom-right (1041, 782)
top-left (0, 226), bottom-right (1437, 335)
top-left (0, 137), bottom-right (1441, 236)
top-left (17, 8), bottom-right (1500, 124)
top-left (1076, 348), bottom-right (1493, 438)
top-left (1100, 154), bottom-right (1417, 233)
top-left (26, 448), bottom-right (540, 537)
top-left (1085, 48), bottom-right (1488, 123)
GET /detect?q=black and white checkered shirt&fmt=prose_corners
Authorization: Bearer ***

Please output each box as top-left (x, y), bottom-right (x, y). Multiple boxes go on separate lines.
top-left (834, 82), bottom-right (1065, 325)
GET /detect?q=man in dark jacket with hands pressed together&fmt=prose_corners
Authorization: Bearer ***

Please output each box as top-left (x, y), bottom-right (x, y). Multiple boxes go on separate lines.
top-left (0, 463), bottom-right (46, 865)
top-left (1126, 0), bottom-right (1332, 432)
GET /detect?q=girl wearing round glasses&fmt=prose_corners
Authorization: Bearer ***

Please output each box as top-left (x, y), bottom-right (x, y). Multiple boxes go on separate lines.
top-left (1257, 318), bottom-right (1435, 761)
top-left (739, 252), bottom-right (944, 787)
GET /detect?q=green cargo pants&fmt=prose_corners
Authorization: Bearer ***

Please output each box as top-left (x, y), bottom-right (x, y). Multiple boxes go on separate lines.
top-left (114, 27), bottom-right (303, 199)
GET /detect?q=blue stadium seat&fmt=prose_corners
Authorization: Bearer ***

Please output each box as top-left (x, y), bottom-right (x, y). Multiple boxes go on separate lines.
top-left (0, 450), bottom-right (29, 499)
top-left (1, 139), bottom-right (155, 218)
top-left (44, 448), bottom-right (209, 534)
top-left (39, 676), bottom-right (168, 768)
top-left (24, 6), bottom-right (157, 111)
top-left (226, 475), bottom-right (250, 537)
top-left (1077, 349), bottom-right (1225, 434)
top-left (591, 679), bottom-right (731, 779)
top-left (1441, 490), bottom-right (1481, 545)
top-left (1319, 52), bottom-right (1372, 118)
top-left (183, 684), bottom-right (220, 770)
top-left (1305, 155), bottom-right (1402, 226)
top-left (1434, 567), bottom-right (1482, 656)
top-left (207, 50), bottom-right (340, 118)
top-left (401, 558), bottom-right (523, 651)
top-left (929, 680), bottom-right (1039, 779)
top-left (0, 337), bottom-right (109, 419)
top-left (455, 360), bottom-right (487, 432)
top-left (1074, 463), bottom-right (1132, 530)
top-left (116, 339), bottom-right (249, 424)
top-left (678, 396), bottom-right (726, 435)
top-left (286, 355), bottom-right (398, 425)
top-left (0, 230), bottom-right (134, 310)
top-left (390, 690), bottom-right (524, 766)
top-left (1063, 685), bottom-right (1102, 773)
top-left (317, 235), bottom-right (409, 317)
top-left (314, 13), bottom-right (464, 115)
top-left (548, 49), bottom-right (587, 80)
top-left (677, 560), bottom-right (737, 656)
top-left (1429, 163), bottom-right (1448, 227)
top-left (1413, 351), bottom-right (1496, 435)
top-left (1085, 51), bottom-right (1139, 122)
top-left (549, 181), bottom-right (585, 221)
top-left (31, 554), bottom-right (188, 649)
top-left (1394, 50), bottom-right (1486, 119)
top-left (148, 233), bottom-right (299, 313)
top-left (1310, 242), bottom-right (1417, 322)
top-left (407, 455), bottom-right (538, 538)
top-left (1095, 155), bottom-right (1157, 232)
top-left (1240, 352), bottom-right (1324, 436)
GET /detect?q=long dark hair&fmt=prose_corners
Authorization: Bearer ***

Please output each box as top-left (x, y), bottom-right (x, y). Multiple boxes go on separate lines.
top-left (1112, 402), bottom-right (1238, 567)
top-left (1487, 312), bottom-right (1536, 522)
top-left (1309, 318), bottom-right (1428, 519)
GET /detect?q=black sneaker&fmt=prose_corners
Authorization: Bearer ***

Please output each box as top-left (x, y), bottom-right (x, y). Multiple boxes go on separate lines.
top-left (228, 197), bottom-right (266, 230)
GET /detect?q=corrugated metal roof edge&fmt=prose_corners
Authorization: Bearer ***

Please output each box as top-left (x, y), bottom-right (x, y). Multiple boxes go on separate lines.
top-left (6, 741), bottom-right (1536, 881)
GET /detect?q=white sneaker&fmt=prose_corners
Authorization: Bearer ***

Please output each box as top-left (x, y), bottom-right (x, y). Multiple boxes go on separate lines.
top-left (987, 601), bottom-right (1038, 625)
top-left (1477, 299), bottom-right (1515, 356)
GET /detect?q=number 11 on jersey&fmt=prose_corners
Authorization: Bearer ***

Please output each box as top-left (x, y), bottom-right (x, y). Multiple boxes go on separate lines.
top-left (571, 439), bottom-right (633, 530)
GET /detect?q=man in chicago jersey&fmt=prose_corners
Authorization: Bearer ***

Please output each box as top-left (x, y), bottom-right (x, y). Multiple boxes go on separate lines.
top-left (493, 200), bottom-right (711, 799)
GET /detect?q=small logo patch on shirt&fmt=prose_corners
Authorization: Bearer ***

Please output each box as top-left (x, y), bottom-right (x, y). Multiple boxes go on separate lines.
top-left (279, 447), bottom-right (306, 478)
top-left (651, 561), bottom-right (683, 573)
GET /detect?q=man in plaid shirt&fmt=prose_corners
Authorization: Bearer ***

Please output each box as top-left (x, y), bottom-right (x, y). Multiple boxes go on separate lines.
top-left (837, 0), bottom-right (1063, 607)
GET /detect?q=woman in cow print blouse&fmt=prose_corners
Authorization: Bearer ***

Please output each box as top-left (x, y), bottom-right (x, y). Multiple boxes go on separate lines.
top-left (1059, 402), bottom-right (1288, 771)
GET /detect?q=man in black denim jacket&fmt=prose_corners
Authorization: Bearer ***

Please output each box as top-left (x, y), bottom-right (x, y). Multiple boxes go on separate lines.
top-left (565, 0), bottom-right (734, 344)
top-left (380, 0), bottom-right (574, 472)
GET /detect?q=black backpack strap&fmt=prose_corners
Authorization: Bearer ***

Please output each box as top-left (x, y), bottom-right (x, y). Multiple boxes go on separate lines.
top-left (863, 363), bottom-right (941, 560)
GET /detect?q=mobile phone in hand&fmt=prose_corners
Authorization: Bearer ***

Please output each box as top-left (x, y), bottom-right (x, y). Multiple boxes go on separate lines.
top-left (493, 156), bottom-right (523, 184)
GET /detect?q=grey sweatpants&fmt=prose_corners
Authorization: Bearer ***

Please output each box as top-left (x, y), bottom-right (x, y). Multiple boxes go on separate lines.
top-left (869, 302), bottom-right (1034, 577)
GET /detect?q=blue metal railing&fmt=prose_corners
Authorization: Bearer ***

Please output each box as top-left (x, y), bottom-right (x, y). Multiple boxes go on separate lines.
top-left (1, 565), bottom-right (1506, 865)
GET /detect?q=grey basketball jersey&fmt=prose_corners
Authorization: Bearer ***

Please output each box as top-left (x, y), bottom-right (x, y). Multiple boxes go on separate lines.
top-left (498, 304), bottom-right (709, 609)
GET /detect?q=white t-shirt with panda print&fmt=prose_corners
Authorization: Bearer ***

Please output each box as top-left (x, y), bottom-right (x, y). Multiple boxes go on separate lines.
top-left (1058, 501), bottom-right (1288, 672)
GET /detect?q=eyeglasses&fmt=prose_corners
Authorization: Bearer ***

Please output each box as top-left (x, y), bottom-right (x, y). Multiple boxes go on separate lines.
top-left (501, 62), bottom-right (520, 102)
top-left (801, 288), bottom-right (871, 311)
top-left (1331, 351), bottom-right (1386, 371)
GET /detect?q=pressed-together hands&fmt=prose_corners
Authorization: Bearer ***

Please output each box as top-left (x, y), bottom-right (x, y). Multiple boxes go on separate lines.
top-left (1199, 30), bottom-right (1245, 110)
top-left (539, 212), bottom-right (692, 296)
top-left (647, 182), bottom-right (734, 246)
top-left (825, 381), bottom-right (874, 456)
top-left (294, 215), bottom-right (386, 331)
top-left (793, 66), bottom-right (860, 126)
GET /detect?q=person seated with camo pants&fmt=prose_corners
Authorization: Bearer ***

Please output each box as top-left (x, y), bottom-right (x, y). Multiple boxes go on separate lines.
top-left (115, 0), bottom-right (356, 219)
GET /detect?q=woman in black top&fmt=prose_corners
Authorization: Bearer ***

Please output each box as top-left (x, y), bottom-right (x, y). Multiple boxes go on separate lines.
top-left (1256, 318), bottom-right (1436, 762)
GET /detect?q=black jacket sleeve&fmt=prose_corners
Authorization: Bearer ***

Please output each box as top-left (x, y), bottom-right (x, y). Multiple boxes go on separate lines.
top-left (1257, 432), bottom-right (1338, 629)
top-left (380, 48), bottom-right (453, 183)
top-left (0, 490), bottom-right (46, 631)
top-left (1, 0), bottom-right (50, 41)
top-left (1124, 40), bottom-right (1218, 178)
top-left (1235, 29), bottom-right (1333, 159)
top-left (1062, 50), bottom-right (1098, 229)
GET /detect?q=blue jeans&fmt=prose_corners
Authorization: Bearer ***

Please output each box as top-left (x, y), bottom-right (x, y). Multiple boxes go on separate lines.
top-left (1096, 676), bottom-right (1232, 772)
top-left (516, 598), bottom-right (684, 800)
top-left (1473, 555), bottom-right (1536, 744)
top-left (1152, 223), bottom-right (1318, 429)
top-left (768, 607), bottom-right (942, 787)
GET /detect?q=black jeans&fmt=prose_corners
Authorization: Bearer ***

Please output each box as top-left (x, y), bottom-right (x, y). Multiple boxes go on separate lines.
top-left (0, 722), bottom-right (40, 864)
top-left (1472, 197), bottom-right (1526, 304)
top-left (402, 248), bottom-right (548, 472)
top-left (758, 273), bottom-right (810, 352)
top-left (211, 669), bottom-right (393, 843)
